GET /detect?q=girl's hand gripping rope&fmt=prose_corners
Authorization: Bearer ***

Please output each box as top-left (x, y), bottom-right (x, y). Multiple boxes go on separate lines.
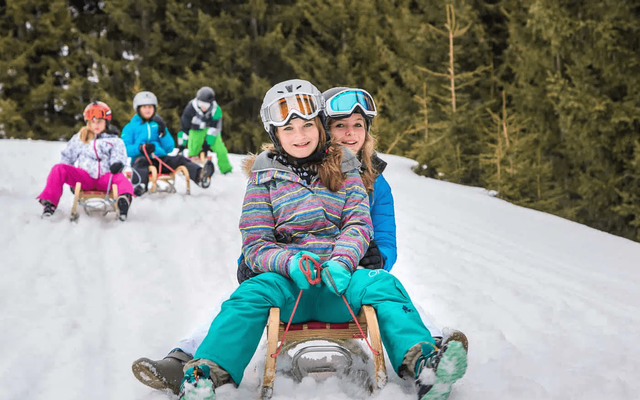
top-left (288, 251), bottom-right (322, 290)
top-left (321, 260), bottom-right (352, 296)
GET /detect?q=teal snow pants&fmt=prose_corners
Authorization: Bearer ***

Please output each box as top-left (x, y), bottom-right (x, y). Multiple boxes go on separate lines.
top-left (194, 269), bottom-right (435, 385)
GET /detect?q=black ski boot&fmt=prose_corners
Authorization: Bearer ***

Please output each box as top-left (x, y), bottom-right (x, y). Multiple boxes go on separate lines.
top-left (40, 199), bottom-right (56, 218)
top-left (134, 183), bottom-right (146, 197)
top-left (117, 195), bottom-right (131, 221)
top-left (198, 160), bottom-right (215, 188)
top-left (132, 349), bottom-right (193, 395)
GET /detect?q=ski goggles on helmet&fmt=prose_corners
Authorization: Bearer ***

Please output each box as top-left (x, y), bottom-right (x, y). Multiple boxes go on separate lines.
top-left (324, 88), bottom-right (377, 119)
top-left (261, 93), bottom-right (322, 128)
top-left (83, 102), bottom-right (112, 122)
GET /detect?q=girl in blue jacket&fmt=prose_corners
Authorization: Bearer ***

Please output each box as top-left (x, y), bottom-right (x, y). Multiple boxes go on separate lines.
top-left (121, 91), bottom-right (215, 196)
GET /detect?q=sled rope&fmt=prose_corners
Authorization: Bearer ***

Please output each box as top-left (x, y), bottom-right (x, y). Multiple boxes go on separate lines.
top-left (271, 288), bottom-right (304, 358)
top-left (142, 145), bottom-right (177, 175)
top-left (271, 255), bottom-right (379, 357)
top-left (340, 294), bottom-right (379, 355)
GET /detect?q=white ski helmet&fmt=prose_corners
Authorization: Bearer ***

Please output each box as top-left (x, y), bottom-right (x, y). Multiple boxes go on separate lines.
top-left (259, 79), bottom-right (325, 144)
top-left (133, 91), bottom-right (158, 111)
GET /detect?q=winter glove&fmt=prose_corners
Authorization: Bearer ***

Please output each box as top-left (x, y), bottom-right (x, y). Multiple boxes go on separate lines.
top-left (202, 142), bottom-right (212, 153)
top-left (288, 251), bottom-right (321, 290)
top-left (321, 260), bottom-right (352, 296)
top-left (110, 162), bottom-right (124, 175)
top-left (237, 257), bottom-right (258, 285)
top-left (360, 240), bottom-right (383, 270)
top-left (139, 143), bottom-right (155, 155)
top-left (152, 115), bottom-right (167, 137)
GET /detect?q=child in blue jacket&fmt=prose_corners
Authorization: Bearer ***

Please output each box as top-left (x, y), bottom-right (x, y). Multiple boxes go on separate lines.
top-left (121, 91), bottom-right (215, 196)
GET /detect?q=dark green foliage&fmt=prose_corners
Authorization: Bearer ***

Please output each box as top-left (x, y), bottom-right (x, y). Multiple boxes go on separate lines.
top-left (0, 0), bottom-right (638, 241)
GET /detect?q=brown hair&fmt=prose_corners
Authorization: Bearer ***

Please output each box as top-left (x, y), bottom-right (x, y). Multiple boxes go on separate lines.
top-left (327, 117), bottom-right (378, 193)
top-left (268, 116), bottom-right (346, 192)
top-left (78, 123), bottom-right (96, 144)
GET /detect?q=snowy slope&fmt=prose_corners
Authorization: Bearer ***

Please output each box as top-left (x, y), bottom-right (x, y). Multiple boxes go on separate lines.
top-left (1, 139), bottom-right (639, 400)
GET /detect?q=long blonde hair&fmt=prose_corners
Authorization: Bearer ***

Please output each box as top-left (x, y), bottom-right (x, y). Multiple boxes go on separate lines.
top-left (78, 123), bottom-right (96, 144)
top-left (327, 117), bottom-right (378, 193)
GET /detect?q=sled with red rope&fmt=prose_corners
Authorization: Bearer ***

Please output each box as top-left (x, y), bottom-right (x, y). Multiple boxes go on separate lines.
top-left (261, 305), bottom-right (387, 399)
top-left (147, 164), bottom-right (190, 195)
top-left (69, 181), bottom-right (119, 222)
top-left (125, 147), bottom-right (191, 195)
top-left (260, 256), bottom-right (387, 399)
top-left (189, 151), bottom-right (212, 166)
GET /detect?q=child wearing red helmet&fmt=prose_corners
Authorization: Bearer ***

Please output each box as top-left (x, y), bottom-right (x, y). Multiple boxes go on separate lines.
top-left (37, 101), bottom-right (134, 221)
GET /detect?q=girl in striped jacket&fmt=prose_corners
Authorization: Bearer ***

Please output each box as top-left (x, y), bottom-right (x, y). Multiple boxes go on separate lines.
top-left (177, 80), bottom-right (467, 400)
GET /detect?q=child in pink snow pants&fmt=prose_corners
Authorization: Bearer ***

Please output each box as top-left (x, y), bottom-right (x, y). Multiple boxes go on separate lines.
top-left (37, 101), bottom-right (134, 221)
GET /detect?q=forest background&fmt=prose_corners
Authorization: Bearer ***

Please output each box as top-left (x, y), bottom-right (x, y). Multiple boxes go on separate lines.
top-left (1, 0), bottom-right (639, 241)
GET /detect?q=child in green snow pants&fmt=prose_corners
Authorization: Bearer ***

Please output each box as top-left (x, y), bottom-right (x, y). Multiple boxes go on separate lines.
top-left (194, 269), bottom-right (436, 385)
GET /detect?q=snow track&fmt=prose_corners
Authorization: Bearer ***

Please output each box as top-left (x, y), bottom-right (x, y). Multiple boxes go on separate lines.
top-left (2, 139), bottom-right (639, 400)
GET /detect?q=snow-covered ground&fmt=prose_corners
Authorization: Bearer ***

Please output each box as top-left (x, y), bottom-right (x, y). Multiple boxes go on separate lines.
top-left (2, 139), bottom-right (639, 400)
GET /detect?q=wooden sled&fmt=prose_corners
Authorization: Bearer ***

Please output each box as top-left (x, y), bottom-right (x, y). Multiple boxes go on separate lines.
top-left (189, 152), bottom-right (212, 166)
top-left (125, 165), bottom-right (191, 195)
top-left (70, 182), bottom-right (118, 222)
top-left (261, 305), bottom-right (387, 399)
top-left (148, 165), bottom-right (191, 195)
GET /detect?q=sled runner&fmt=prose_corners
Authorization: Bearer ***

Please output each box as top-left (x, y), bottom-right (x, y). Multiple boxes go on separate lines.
top-left (189, 152), bottom-right (212, 166)
top-left (125, 165), bottom-right (191, 195)
top-left (261, 305), bottom-right (387, 400)
top-left (148, 165), bottom-right (191, 195)
top-left (70, 182), bottom-right (118, 222)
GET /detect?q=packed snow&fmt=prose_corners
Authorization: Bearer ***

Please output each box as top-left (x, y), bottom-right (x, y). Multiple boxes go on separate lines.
top-left (2, 139), bottom-right (639, 400)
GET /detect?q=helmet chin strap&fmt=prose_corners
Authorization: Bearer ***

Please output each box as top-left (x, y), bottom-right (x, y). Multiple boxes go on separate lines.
top-left (284, 141), bottom-right (331, 166)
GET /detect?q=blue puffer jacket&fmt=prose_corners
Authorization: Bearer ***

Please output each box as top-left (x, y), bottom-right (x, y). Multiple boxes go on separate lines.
top-left (121, 114), bottom-right (175, 160)
top-left (370, 173), bottom-right (397, 271)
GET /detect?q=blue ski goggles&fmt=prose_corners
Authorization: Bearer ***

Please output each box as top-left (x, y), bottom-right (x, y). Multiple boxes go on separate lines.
top-left (261, 93), bottom-right (322, 128)
top-left (324, 89), bottom-right (377, 119)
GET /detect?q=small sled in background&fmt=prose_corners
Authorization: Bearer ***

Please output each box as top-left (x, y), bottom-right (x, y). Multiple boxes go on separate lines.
top-left (125, 165), bottom-right (191, 195)
top-left (147, 165), bottom-right (190, 195)
top-left (261, 305), bottom-right (387, 400)
top-left (189, 152), bottom-right (213, 188)
top-left (189, 152), bottom-right (212, 166)
top-left (69, 182), bottom-right (118, 222)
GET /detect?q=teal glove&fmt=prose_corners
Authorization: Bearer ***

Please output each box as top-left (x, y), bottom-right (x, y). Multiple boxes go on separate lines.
top-left (321, 260), bottom-right (352, 296)
top-left (288, 251), bottom-right (321, 290)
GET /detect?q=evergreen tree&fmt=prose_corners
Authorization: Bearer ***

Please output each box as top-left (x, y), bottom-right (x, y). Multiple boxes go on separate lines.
top-left (0, 0), bottom-right (96, 139)
top-left (408, 3), bottom-right (492, 184)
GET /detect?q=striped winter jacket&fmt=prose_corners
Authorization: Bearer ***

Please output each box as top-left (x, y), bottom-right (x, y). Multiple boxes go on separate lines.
top-left (240, 149), bottom-right (373, 277)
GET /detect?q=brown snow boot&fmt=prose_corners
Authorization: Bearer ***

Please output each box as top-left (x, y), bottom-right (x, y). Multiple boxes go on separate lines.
top-left (132, 349), bottom-right (193, 395)
top-left (439, 328), bottom-right (469, 353)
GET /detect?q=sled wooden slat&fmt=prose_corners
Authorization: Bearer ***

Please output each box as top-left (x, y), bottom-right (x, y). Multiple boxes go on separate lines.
top-left (276, 317), bottom-right (368, 342)
top-left (363, 305), bottom-right (386, 390)
top-left (261, 305), bottom-right (386, 399)
top-left (70, 182), bottom-right (118, 221)
top-left (148, 165), bottom-right (190, 195)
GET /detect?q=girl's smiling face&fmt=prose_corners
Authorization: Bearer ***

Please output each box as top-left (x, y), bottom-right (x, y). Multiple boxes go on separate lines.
top-left (276, 117), bottom-right (320, 159)
top-left (329, 114), bottom-right (367, 155)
